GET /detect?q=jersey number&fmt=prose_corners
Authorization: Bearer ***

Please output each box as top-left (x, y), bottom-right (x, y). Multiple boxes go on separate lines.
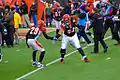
top-left (30, 27), bottom-right (39, 35)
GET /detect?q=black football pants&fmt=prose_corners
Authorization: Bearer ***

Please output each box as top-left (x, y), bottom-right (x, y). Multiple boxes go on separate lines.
top-left (94, 33), bottom-right (107, 53)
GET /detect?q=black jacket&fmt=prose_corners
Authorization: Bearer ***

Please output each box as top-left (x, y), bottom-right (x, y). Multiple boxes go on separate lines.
top-left (20, 4), bottom-right (28, 15)
top-left (89, 13), bottom-right (105, 33)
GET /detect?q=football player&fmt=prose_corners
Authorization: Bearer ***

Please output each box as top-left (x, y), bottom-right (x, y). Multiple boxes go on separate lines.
top-left (26, 20), bottom-right (54, 67)
top-left (54, 14), bottom-right (90, 64)
top-left (52, 1), bottom-right (63, 36)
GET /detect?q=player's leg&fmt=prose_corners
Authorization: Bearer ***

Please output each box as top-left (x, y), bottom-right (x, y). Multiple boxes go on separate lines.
top-left (60, 49), bottom-right (66, 64)
top-left (71, 33), bottom-right (90, 62)
top-left (32, 50), bottom-right (37, 66)
top-left (33, 40), bottom-right (45, 67)
top-left (55, 20), bottom-right (60, 35)
top-left (60, 34), bottom-right (69, 64)
top-left (27, 39), bottom-right (37, 66)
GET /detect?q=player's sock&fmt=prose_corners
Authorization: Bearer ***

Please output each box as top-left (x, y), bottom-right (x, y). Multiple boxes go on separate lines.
top-left (77, 48), bottom-right (86, 56)
top-left (61, 54), bottom-right (65, 60)
top-left (60, 49), bottom-right (66, 58)
top-left (32, 50), bottom-right (37, 61)
top-left (60, 49), bottom-right (66, 63)
top-left (39, 51), bottom-right (45, 63)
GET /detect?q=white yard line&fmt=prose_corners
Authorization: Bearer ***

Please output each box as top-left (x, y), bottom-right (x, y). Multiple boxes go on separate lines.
top-left (16, 36), bottom-right (111, 80)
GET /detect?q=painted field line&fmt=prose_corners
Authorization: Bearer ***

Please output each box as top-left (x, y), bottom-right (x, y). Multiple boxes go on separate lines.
top-left (16, 36), bottom-right (111, 80)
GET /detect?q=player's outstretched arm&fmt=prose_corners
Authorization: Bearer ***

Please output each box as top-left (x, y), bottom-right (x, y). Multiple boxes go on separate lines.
top-left (43, 32), bottom-right (54, 40)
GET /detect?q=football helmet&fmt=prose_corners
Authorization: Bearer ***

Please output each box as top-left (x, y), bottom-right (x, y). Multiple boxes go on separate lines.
top-left (38, 20), bottom-right (45, 27)
top-left (63, 14), bottom-right (70, 22)
top-left (54, 2), bottom-right (60, 8)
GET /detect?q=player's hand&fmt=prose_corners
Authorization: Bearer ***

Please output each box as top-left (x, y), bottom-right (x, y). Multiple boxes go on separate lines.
top-left (52, 37), bottom-right (58, 44)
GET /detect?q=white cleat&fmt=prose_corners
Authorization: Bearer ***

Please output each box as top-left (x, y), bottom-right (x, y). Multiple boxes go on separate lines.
top-left (37, 62), bottom-right (45, 68)
top-left (32, 61), bottom-right (37, 66)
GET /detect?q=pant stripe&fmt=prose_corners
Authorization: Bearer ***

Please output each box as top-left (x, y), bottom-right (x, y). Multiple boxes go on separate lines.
top-left (34, 40), bottom-right (43, 48)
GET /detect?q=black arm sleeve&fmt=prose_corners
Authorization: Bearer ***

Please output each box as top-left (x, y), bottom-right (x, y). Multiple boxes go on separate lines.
top-left (43, 32), bottom-right (53, 40)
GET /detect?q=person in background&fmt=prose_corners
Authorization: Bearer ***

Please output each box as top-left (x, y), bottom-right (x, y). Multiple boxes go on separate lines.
top-left (52, 1), bottom-right (63, 37)
top-left (45, 3), bottom-right (52, 27)
top-left (4, 2), bottom-right (10, 11)
top-left (77, 5), bottom-right (92, 45)
top-left (63, 0), bottom-right (72, 15)
top-left (103, 0), bottom-right (114, 39)
top-left (3, 8), bottom-right (14, 48)
top-left (30, 2), bottom-right (38, 27)
top-left (113, 6), bottom-right (120, 45)
top-left (20, 0), bottom-right (31, 28)
top-left (11, 6), bottom-right (22, 45)
top-left (89, 8), bottom-right (108, 53)
top-left (14, 2), bottom-right (21, 15)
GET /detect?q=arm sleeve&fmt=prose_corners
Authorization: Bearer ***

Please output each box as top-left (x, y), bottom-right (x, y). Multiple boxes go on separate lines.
top-left (43, 32), bottom-right (53, 40)
top-left (35, 32), bottom-right (41, 40)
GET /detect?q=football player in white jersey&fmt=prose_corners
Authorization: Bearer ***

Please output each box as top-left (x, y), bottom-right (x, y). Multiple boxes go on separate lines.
top-left (54, 14), bottom-right (90, 64)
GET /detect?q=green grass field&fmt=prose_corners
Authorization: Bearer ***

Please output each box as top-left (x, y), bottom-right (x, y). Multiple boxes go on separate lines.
top-left (0, 31), bottom-right (120, 80)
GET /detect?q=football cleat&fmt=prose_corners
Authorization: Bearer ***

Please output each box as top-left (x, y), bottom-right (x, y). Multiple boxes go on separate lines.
top-left (84, 57), bottom-right (90, 63)
top-left (82, 56), bottom-right (90, 63)
top-left (37, 62), bottom-right (44, 68)
top-left (60, 59), bottom-right (64, 64)
top-left (32, 61), bottom-right (37, 66)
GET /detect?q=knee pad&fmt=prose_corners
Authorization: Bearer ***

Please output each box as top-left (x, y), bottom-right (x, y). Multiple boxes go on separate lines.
top-left (60, 49), bottom-right (66, 54)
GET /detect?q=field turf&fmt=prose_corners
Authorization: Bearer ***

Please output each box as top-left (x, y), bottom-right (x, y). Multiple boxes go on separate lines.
top-left (0, 31), bottom-right (120, 80)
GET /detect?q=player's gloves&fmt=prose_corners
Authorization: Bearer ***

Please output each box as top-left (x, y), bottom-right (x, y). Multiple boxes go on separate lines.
top-left (52, 34), bottom-right (61, 44)
top-left (52, 37), bottom-right (58, 44)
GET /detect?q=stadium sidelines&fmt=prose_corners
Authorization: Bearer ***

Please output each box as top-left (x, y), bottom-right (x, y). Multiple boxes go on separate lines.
top-left (16, 36), bottom-right (112, 80)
